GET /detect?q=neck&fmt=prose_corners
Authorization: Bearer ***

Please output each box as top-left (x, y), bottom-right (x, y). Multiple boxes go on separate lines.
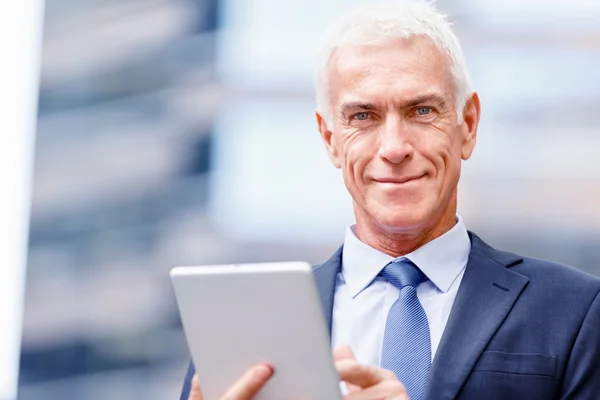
top-left (354, 195), bottom-right (458, 258)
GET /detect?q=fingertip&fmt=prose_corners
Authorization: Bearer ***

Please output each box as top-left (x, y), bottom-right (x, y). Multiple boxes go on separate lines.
top-left (333, 344), bottom-right (356, 362)
top-left (221, 364), bottom-right (274, 399)
top-left (335, 358), bottom-right (359, 372)
top-left (253, 364), bottom-right (274, 382)
top-left (189, 374), bottom-right (202, 400)
top-left (333, 343), bottom-right (350, 352)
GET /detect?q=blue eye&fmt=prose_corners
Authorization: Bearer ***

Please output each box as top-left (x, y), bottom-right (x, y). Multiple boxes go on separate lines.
top-left (417, 107), bottom-right (430, 115)
top-left (416, 107), bottom-right (432, 116)
top-left (354, 112), bottom-right (370, 121)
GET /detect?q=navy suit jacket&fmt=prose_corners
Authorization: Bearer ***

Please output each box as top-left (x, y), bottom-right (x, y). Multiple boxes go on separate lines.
top-left (180, 232), bottom-right (600, 399)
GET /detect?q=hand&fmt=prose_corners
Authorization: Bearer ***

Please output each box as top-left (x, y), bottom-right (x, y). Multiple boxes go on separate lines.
top-left (334, 345), bottom-right (409, 400)
top-left (188, 364), bottom-right (274, 400)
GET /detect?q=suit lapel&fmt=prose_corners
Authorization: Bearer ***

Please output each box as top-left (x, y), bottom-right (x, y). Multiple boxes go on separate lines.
top-left (424, 233), bottom-right (529, 400)
top-left (312, 246), bottom-right (343, 334)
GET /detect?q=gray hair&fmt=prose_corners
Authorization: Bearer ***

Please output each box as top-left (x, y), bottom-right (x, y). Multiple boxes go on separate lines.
top-left (315, 0), bottom-right (473, 126)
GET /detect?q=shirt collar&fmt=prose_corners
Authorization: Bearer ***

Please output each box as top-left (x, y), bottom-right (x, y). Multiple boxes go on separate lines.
top-left (341, 216), bottom-right (471, 298)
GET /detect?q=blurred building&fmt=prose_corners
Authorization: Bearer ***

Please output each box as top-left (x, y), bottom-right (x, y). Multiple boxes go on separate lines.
top-left (18, 0), bottom-right (600, 399)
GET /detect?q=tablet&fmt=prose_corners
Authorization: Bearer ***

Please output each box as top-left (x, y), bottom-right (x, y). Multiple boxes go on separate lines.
top-left (170, 262), bottom-right (343, 400)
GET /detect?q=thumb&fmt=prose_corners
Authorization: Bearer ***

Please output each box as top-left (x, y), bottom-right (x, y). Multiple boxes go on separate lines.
top-left (333, 344), bottom-right (361, 394)
top-left (333, 344), bottom-right (356, 362)
top-left (188, 374), bottom-right (203, 400)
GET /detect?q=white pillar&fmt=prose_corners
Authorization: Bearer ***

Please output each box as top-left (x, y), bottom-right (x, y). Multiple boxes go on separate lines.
top-left (0, 1), bottom-right (44, 399)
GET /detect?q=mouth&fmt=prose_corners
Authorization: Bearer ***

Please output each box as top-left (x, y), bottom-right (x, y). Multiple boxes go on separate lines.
top-left (374, 174), bottom-right (426, 185)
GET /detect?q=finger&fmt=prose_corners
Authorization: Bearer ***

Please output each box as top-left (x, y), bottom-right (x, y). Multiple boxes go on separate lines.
top-left (188, 374), bottom-right (203, 400)
top-left (221, 364), bottom-right (274, 400)
top-left (344, 380), bottom-right (409, 400)
top-left (332, 345), bottom-right (361, 394)
top-left (333, 344), bottom-right (356, 362)
top-left (336, 360), bottom-right (395, 388)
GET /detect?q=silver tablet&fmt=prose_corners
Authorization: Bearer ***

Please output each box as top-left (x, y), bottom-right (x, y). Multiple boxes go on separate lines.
top-left (170, 262), bottom-right (343, 400)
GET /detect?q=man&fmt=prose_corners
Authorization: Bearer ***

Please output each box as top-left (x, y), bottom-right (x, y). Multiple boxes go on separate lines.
top-left (181, 1), bottom-right (600, 399)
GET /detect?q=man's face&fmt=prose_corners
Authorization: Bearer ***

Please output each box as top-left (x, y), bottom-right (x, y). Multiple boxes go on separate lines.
top-left (317, 37), bottom-right (479, 235)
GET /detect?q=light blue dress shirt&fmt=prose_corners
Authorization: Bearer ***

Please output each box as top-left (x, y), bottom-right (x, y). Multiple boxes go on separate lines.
top-left (331, 216), bottom-right (471, 366)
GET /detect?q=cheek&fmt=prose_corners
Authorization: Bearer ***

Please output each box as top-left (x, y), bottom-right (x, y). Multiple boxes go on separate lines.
top-left (339, 130), bottom-right (374, 185)
top-left (433, 134), bottom-right (464, 189)
top-left (414, 131), bottom-right (462, 188)
top-left (415, 133), bottom-right (449, 168)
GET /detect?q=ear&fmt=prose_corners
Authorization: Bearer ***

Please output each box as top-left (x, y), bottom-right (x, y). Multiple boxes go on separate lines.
top-left (460, 92), bottom-right (480, 160)
top-left (316, 111), bottom-right (341, 168)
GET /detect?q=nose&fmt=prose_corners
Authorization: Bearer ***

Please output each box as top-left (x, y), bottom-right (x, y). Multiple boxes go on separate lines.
top-left (377, 116), bottom-right (414, 164)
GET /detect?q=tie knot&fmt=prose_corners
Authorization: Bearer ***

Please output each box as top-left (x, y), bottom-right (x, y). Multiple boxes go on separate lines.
top-left (380, 259), bottom-right (425, 289)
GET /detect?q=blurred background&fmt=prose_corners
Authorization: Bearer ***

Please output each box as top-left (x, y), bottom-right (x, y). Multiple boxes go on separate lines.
top-left (17, 0), bottom-right (600, 399)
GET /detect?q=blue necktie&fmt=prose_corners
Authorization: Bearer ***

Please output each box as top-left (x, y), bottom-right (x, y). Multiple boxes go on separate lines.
top-left (380, 259), bottom-right (431, 400)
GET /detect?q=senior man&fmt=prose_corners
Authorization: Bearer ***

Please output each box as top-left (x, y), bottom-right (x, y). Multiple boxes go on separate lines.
top-left (181, 1), bottom-right (600, 399)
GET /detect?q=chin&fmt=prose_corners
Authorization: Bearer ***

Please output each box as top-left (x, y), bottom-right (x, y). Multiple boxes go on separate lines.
top-left (373, 206), bottom-right (428, 233)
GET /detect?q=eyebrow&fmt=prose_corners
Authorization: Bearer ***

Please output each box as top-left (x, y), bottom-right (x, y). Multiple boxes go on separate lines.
top-left (401, 94), bottom-right (448, 110)
top-left (339, 93), bottom-right (448, 116)
top-left (339, 101), bottom-right (377, 116)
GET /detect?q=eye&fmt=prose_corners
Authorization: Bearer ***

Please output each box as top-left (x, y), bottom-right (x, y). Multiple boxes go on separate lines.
top-left (416, 107), bottom-right (433, 116)
top-left (353, 112), bottom-right (370, 121)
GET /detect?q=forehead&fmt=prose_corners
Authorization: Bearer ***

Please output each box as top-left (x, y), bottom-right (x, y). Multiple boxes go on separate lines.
top-left (328, 36), bottom-right (454, 105)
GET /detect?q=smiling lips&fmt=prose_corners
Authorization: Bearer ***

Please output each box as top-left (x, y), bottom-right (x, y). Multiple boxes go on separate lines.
top-left (374, 174), bottom-right (425, 184)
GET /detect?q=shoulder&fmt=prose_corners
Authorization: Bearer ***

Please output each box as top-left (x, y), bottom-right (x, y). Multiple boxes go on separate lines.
top-left (516, 256), bottom-right (600, 286)
top-left (471, 231), bottom-right (600, 298)
top-left (514, 256), bottom-right (600, 309)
